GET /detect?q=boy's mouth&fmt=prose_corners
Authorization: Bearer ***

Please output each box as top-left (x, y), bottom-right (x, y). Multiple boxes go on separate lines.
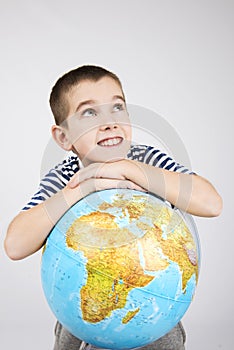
top-left (97, 137), bottom-right (123, 147)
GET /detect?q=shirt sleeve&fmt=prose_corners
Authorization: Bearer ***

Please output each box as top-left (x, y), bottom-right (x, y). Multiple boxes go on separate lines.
top-left (127, 144), bottom-right (195, 174)
top-left (127, 144), bottom-right (196, 209)
top-left (22, 155), bottom-right (80, 210)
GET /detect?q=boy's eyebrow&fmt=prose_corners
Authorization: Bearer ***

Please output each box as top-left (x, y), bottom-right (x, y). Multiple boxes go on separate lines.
top-left (75, 95), bottom-right (125, 113)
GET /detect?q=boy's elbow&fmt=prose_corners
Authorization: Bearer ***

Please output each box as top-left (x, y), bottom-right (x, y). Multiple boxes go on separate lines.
top-left (205, 193), bottom-right (223, 217)
top-left (212, 194), bottom-right (223, 217)
top-left (4, 240), bottom-right (16, 261)
top-left (194, 175), bottom-right (223, 217)
top-left (4, 223), bottom-right (25, 261)
top-left (4, 235), bottom-right (22, 261)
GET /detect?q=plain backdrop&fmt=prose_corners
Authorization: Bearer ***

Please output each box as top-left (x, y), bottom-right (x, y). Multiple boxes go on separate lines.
top-left (0, 1), bottom-right (233, 349)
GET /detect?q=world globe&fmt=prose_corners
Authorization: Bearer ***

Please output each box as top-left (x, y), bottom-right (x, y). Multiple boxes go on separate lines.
top-left (41, 189), bottom-right (200, 349)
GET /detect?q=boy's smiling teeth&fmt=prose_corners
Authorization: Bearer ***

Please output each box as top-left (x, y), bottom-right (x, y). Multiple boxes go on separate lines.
top-left (98, 137), bottom-right (123, 147)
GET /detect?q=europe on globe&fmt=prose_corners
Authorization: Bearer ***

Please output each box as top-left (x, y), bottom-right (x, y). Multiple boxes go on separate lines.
top-left (41, 189), bottom-right (200, 349)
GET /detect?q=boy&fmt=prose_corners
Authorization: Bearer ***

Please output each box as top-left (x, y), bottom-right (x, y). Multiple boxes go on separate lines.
top-left (5, 65), bottom-right (222, 350)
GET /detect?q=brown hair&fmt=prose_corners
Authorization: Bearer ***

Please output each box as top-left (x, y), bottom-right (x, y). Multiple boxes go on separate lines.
top-left (49, 65), bottom-right (124, 125)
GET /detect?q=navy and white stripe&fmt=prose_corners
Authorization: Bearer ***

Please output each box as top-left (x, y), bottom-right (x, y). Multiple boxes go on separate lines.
top-left (22, 156), bottom-right (80, 210)
top-left (128, 145), bottom-right (193, 174)
top-left (22, 144), bottom-right (194, 210)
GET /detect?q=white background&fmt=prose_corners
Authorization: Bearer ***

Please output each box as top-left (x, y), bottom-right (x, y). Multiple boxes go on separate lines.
top-left (0, 1), bottom-right (233, 349)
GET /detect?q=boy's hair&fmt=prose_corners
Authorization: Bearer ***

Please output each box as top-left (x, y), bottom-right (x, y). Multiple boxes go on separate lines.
top-left (49, 65), bottom-right (124, 125)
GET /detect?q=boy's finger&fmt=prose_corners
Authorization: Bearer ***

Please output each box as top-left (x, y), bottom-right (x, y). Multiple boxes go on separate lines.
top-left (67, 165), bottom-right (94, 188)
top-left (68, 175), bottom-right (80, 188)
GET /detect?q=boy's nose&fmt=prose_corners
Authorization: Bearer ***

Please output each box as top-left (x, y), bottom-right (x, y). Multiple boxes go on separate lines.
top-left (99, 112), bottom-right (119, 131)
top-left (99, 122), bottom-right (118, 131)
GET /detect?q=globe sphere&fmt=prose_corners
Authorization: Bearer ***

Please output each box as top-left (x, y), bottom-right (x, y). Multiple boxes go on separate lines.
top-left (41, 189), bottom-right (200, 349)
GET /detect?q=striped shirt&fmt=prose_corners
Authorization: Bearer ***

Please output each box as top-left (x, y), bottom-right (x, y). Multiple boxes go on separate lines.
top-left (23, 144), bottom-right (194, 210)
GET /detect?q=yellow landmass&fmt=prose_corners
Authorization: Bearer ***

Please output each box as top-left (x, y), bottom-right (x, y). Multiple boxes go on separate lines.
top-left (66, 211), bottom-right (154, 323)
top-left (78, 211), bottom-right (118, 228)
top-left (99, 195), bottom-right (198, 290)
top-left (138, 227), bottom-right (170, 271)
top-left (66, 194), bottom-right (198, 323)
top-left (66, 211), bottom-right (136, 248)
top-left (79, 241), bottom-right (155, 323)
top-left (99, 195), bottom-right (147, 220)
top-left (122, 308), bottom-right (140, 324)
top-left (153, 223), bottom-right (198, 291)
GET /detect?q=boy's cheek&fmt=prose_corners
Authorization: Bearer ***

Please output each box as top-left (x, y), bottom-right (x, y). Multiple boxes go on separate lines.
top-left (65, 114), bottom-right (98, 140)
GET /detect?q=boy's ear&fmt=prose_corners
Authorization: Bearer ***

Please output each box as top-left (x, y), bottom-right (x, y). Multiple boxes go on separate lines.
top-left (51, 125), bottom-right (73, 151)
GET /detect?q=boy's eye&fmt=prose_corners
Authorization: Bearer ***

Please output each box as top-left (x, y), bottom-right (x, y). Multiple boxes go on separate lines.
top-left (113, 103), bottom-right (124, 112)
top-left (81, 108), bottom-right (97, 118)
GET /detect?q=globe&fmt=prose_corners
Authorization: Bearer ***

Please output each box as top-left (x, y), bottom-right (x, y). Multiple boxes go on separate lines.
top-left (41, 189), bottom-right (200, 349)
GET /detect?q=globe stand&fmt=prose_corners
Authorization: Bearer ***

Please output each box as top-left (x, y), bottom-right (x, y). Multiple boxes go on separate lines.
top-left (78, 341), bottom-right (140, 350)
top-left (79, 341), bottom-right (110, 350)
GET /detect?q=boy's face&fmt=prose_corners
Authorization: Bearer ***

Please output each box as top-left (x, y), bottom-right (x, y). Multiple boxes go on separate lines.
top-left (63, 77), bottom-right (132, 165)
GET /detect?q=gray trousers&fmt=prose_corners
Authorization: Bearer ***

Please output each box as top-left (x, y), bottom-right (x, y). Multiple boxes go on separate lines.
top-left (53, 322), bottom-right (186, 350)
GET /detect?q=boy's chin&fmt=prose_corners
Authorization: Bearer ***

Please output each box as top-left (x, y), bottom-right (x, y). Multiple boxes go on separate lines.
top-left (82, 140), bottom-right (131, 165)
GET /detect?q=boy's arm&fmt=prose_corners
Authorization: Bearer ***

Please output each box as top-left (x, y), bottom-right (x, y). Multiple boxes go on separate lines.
top-left (4, 176), bottom-right (143, 260)
top-left (68, 159), bottom-right (222, 217)
top-left (125, 160), bottom-right (222, 217)
top-left (5, 185), bottom-right (81, 260)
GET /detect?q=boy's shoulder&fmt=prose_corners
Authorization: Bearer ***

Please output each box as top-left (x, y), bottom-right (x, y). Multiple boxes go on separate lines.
top-left (54, 154), bottom-right (80, 172)
top-left (41, 154), bottom-right (80, 186)
top-left (128, 144), bottom-right (161, 161)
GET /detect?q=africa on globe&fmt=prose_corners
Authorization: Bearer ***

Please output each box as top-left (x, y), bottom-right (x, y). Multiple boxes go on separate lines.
top-left (41, 189), bottom-right (200, 349)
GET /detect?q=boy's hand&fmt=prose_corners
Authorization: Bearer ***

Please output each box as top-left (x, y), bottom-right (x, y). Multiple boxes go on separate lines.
top-left (81, 177), bottom-right (145, 195)
top-left (64, 176), bottom-right (145, 208)
top-left (68, 160), bottom-right (128, 189)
